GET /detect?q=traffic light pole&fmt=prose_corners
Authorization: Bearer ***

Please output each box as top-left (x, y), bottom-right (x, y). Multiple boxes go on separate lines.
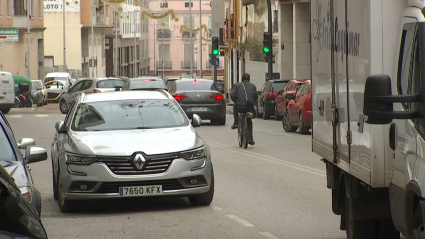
top-left (267, 0), bottom-right (273, 81)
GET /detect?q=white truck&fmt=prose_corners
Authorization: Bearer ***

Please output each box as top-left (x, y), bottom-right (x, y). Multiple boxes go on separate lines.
top-left (311, 0), bottom-right (425, 238)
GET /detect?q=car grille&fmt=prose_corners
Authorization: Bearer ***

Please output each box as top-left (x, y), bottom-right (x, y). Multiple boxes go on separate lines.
top-left (96, 179), bottom-right (184, 193)
top-left (98, 153), bottom-right (179, 175)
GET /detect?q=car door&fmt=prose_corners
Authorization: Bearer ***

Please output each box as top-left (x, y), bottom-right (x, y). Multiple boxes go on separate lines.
top-left (288, 83), bottom-right (306, 123)
top-left (276, 81), bottom-right (291, 115)
top-left (63, 81), bottom-right (84, 104)
top-left (257, 81), bottom-right (269, 113)
top-left (81, 80), bottom-right (94, 94)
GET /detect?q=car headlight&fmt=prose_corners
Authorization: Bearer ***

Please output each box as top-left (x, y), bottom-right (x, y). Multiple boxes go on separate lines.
top-left (179, 146), bottom-right (206, 160)
top-left (19, 187), bottom-right (32, 203)
top-left (66, 153), bottom-right (98, 165)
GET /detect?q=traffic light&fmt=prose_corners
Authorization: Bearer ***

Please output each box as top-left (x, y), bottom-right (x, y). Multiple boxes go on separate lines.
top-left (212, 37), bottom-right (219, 55)
top-left (263, 32), bottom-right (271, 54)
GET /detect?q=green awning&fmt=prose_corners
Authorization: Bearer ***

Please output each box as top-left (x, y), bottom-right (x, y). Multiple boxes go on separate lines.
top-left (12, 74), bottom-right (32, 92)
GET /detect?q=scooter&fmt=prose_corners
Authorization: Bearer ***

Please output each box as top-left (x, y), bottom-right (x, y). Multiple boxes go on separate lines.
top-left (14, 83), bottom-right (33, 108)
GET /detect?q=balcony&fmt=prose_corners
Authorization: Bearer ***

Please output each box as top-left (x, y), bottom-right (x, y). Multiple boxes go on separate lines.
top-left (182, 30), bottom-right (196, 39)
top-left (157, 29), bottom-right (171, 39)
top-left (156, 61), bottom-right (172, 70)
top-left (181, 61), bottom-right (197, 70)
top-left (12, 16), bottom-right (28, 28)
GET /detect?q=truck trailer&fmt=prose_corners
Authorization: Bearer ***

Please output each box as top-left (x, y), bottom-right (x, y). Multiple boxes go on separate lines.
top-left (311, 0), bottom-right (425, 238)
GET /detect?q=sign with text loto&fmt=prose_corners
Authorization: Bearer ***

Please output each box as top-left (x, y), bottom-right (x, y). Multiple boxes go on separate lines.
top-left (44, 0), bottom-right (80, 13)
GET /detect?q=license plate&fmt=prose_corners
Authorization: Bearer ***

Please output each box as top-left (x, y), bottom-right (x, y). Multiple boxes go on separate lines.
top-left (190, 107), bottom-right (208, 111)
top-left (119, 185), bottom-right (163, 197)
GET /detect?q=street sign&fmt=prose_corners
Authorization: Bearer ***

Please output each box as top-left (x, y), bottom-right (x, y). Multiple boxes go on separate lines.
top-left (216, 58), bottom-right (220, 67)
top-left (0, 29), bottom-right (19, 42)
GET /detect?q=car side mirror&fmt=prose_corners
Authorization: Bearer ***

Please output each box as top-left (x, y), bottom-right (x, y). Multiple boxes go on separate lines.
top-left (191, 114), bottom-right (202, 127)
top-left (25, 146), bottom-right (48, 164)
top-left (363, 74), bottom-right (419, 124)
top-left (17, 138), bottom-right (35, 149)
top-left (285, 94), bottom-right (295, 99)
top-left (55, 121), bottom-right (67, 133)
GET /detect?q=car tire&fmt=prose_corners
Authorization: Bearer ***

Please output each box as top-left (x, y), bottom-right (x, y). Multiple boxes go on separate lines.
top-left (45, 96), bottom-right (48, 105)
top-left (188, 168), bottom-right (214, 206)
top-left (262, 103), bottom-right (270, 119)
top-left (255, 103), bottom-right (262, 118)
top-left (57, 170), bottom-right (76, 213)
top-left (52, 157), bottom-right (58, 200)
top-left (60, 100), bottom-right (68, 114)
top-left (282, 112), bottom-right (297, 132)
top-left (274, 107), bottom-right (282, 121)
top-left (299, 114), bottom-right (309, 135)
top-left (217, 116), bottom-right (226, 125)
top-left (0, 108), bottom-right (10, 114)
top-left (34, 189), bottom-right (42, 216)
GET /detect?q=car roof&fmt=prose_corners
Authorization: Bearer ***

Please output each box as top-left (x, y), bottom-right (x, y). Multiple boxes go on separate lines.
top-left (80, 90), bottom-right (171, 103)
top-left (176, 78), bottom-right (213, 83)
top-left (0, 71), bottom-right (13, 77)
top-left (132, 77), bottom-right (163, 80)
top-left (272, 79), bottom-right (291, 83)
top-left (45, 72), bottom-right (70, 77)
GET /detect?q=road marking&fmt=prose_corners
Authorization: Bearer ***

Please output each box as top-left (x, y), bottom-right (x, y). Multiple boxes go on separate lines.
top-left (259, 232), bottom-right (279, 239)
top-left (35, 114), bottom-right (49, 118)
top-left (9, 115), bottom-right (23, 118)
top-left (205, 140), bottom-right (326, 177)
top-left (226, 215), bottom-right (254, 227)
top-left (210, 205), bottom-right (223, 211)
top-left (62, 114), bottom-right (66, 117)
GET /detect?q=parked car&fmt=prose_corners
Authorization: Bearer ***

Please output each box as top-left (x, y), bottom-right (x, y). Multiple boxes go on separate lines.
top-left (59, 77), bottom-right (126, 114)
top-left (44, 80), bottom-right (69, 103)
top-left (31, 80), bottom-right (48, 106)
top-left (44, 72), bottom-right (73, 87)
top-left (282, 80), bottom-right (311, 134)
top-left (274, 79), bottom-right (308, 121)
top-left (0, 164), bottom-right (48, 239)
top-left (165, 78), bottom-right (180, 89)
top-left (51, 91), bottom-right (214, 212)
top-left (256, 79), bottom-right (289, 119)
top-left (169, 79), bottom-right (226, 125)
top-left (0, 111), bottom-right (48, 215)
top-left (120, 77), bottom-right (167, 91)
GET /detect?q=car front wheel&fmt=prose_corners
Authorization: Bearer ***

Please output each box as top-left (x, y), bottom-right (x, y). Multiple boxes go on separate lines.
top-left (57, 170), bottom-right (76, 213)
top-left (188, 168), bottom-right (214, 206)
top-left (60, 100), bottom-right (68, 114)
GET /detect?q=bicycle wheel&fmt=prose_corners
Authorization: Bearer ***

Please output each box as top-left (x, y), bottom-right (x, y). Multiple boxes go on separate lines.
top-left (243, 118), bottom-right (248, 149)
top-left (238, 115), bottom-right (243, 147)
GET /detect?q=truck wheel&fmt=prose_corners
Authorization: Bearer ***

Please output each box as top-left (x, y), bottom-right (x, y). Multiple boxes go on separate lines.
top-left (412, 204), bottom-right (425, 239)
top-left (344, 195), bottom-right (376, 239)
top-left (0, 108), bottom-right (10, 114)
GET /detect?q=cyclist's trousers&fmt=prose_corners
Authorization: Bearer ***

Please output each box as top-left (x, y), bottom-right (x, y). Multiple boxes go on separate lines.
top-left (233, 104), bottom-right (255, 139)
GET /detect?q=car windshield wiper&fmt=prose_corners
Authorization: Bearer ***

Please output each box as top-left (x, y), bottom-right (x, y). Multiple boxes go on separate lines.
top-left (87, 127), bottom-right (155, 131)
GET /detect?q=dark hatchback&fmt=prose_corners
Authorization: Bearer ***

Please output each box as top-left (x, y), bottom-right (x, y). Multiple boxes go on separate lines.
top-left (169, 79), bottom-right (226, 125)
top-left (0, 112), bottom-right (48, 215)
top-left (121, 77), bottom-right (167, 91)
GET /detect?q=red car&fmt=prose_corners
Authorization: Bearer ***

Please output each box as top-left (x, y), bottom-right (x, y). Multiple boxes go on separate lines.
top-left (282, 80), bottom-right (311, 134)
top-left (274, 79), bottom-right (308, 120)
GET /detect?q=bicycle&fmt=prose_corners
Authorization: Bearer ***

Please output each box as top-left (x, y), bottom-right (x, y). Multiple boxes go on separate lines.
top-left (238, 112), bottom-right (254, 149)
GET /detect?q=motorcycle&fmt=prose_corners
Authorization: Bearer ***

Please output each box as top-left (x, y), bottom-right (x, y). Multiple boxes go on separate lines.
top-left (14, 83), bottom-right (33, 108)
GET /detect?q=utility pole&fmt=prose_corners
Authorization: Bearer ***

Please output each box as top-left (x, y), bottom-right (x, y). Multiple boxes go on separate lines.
top-left (267, 0), bottom-right (273, 81)
top-left (27, 0), bottom-right (31, 79)
top-left (63, 0), bottom-right (66, 71)
top-left (189, 0), bottom-right (193, 76)
top-left (91, 0), bottom-right (96, 77)
top-left (114, 7), bottom-right (118, 77)
top-left (161, 29), bottom-right (165, 79)
top-left (154, 23), bottom-right (156, 75)
top-left (211, 0), bottom-right (217, 83)
top-left (133, 11), bottom-right (137, 77)
top-left (199, 0), bottom-right (203, 78)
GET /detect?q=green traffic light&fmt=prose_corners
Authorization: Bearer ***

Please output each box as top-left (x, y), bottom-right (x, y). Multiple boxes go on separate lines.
top-left (213, 49), bottom-right (219, 55)
top-left (263, 47), bottom-right (270, 53)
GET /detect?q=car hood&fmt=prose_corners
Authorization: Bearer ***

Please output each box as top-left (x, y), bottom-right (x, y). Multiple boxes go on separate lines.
top-left (0, 161), bottom-right (28, 188)
top-left (67, 126), bottom-right (204, 156)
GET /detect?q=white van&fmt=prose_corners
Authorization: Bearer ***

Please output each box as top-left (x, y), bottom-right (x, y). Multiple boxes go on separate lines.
top-left (43, 72), bottom-right (73, 86)
top-left (0, 71), bottom-right (15, 114)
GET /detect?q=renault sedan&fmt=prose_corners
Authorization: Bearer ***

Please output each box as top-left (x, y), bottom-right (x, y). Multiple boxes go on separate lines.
top-left (51, 90), bottom-right (214, 212)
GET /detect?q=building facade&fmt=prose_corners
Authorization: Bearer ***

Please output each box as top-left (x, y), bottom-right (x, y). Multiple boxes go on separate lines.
top-left (148, 0), bottom-right (223, 78)
top-left (0, 0), bottom-right (45, 80)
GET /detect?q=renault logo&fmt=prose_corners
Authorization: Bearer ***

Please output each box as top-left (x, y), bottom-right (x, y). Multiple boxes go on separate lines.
top-left (132, 154), bottom-right (146, 170)
top-left (197, 94), bottom-right (201, 98)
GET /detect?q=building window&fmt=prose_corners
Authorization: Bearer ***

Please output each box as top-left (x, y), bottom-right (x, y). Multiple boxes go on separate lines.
top-left (184, 16), bottom-right (194, 28)
top-left (38, 0), bottom-right (42, 18)
top-left (105, 4), bottom-right (109, 17)
top-left (0, 0), bottom-right (3, 18)
top-left (184, 2), bottom-right (193, 8)
top-left (7, 0), bottom-right (12, 16)
top-left (184, 44), bottom-right (193, 63)
top-left (30, 0), bottom-right (34, 17)
top-left (160, 2), bottom-right (168, 8)
top-left (158, 44), bottom-right (170, 63)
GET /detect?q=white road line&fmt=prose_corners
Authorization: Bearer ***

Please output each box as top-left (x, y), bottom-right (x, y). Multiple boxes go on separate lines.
top-left (34, 114), bottom-right (49, 118)
top-left (258, 232), bottom-right (279, 239)
top-left (62, 115), bottom-right (66, 117)
top-left (210, 205), bottom-right (223, 211)
top-left (9, 115), bottom-right (23, 118)
top-left (205, 140), bottom-right (326, 177)
top-left (226, 215), bottom-right (254, 227)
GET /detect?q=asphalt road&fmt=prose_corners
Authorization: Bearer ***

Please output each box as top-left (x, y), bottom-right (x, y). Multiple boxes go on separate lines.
top-left (5, 104), bottom-right (346, 239)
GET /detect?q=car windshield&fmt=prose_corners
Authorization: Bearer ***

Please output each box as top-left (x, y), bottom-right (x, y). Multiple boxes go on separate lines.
top-left (272, 82), bottom-right (287, 92)
top-left (96, 79), bottom-right (125, 88)
top-left (45, 81), bottom-right (64, 89)
top-left (0, 124), bottom-right (15, 161)
top-left (44, 77), bottom-right (68, 85)
top-left (32, 82), bottom-right (38, 90)
top-left (166, 80), bottom-right (176, 88)
top-left (176, 81), bottom-right (218, 91)
top-left (129, 79), bottom-right (166, 89)
top-left (71, 99), bottom-right (189, 131)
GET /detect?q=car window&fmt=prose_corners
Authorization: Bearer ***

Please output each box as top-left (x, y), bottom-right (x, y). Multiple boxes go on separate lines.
top-left (176, 81), bottom-right (218, 91)
top-left (82, 80), bottom-right (93, 90)
top-left (295, 84), bottom-right (306, 98)
top-left (96, 79), bottom-right (125, 88)
top-left (129, 79), bottom-right (166, 89)
top-left (44, 77), bottom-right (68, 85)
top-left (295, 83), bottom-right (303, 90)
top-left (272, 82), bottom-right (286, 93)
top-left (0, 124), bottom-right (15, 161)
top-left (69, 81), bottom-right (84, 93)
top-left (71, 99), bottom-right (190, 131)
top-left (45, 81), bottom-right (64, 89)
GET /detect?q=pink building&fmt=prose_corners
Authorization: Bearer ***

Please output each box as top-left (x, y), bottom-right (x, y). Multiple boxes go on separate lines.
top-left (147, 0), bottom-right (223, 78)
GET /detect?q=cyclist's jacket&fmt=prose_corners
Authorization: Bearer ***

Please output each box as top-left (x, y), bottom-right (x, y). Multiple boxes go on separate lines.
top-left (230, 80), bottom-right (258, 109)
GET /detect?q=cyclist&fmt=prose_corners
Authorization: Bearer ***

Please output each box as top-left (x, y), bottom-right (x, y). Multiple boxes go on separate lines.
top-left (230, 73), bottom-right (258, 145)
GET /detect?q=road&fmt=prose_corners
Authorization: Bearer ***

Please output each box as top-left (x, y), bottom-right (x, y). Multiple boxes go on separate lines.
top-left (5, 104), bottom-right (346, 239)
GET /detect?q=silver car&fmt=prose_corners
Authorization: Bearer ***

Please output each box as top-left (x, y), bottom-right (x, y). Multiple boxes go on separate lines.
top-left (59, 77), bottom-right (126, 114)
top-left (51, 90), bottom-right (214, 213)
